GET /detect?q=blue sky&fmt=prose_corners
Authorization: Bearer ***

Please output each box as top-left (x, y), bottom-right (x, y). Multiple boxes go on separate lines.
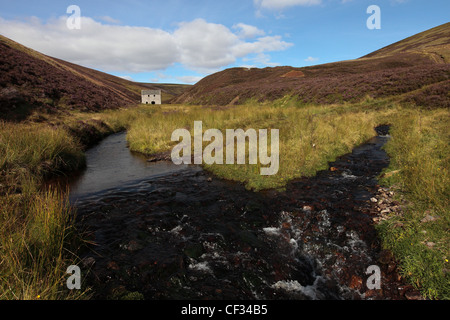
top-left (0, 0), bottom-right (448, 84)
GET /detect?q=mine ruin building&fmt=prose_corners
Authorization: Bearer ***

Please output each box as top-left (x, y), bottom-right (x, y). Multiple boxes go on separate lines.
top-left (141, 90), bottom-right (161, 104)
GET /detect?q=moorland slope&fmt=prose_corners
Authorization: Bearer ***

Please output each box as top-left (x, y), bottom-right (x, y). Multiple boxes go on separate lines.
top-left (0, 35), bottom-right (189, 120)
top-left (172, 23), bottom-right (450, 108)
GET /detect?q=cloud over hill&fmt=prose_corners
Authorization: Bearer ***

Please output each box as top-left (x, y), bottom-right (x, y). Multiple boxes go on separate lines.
top-left (0, 16), bottom-right (292, 74)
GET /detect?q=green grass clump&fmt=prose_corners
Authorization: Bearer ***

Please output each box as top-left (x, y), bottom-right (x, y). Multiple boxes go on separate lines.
top-left (377, 108), bottom-right (449, 299)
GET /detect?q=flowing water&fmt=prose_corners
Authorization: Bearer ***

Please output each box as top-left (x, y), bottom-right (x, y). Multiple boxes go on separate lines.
top-left (68, 132), bottom-right (192, 203)
top-left (69, 126), bottom-right (410, 300)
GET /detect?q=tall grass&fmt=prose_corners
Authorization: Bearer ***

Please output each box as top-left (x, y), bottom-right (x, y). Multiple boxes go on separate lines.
top-left (0, 121), bottom-right (87, 300)
top-left (0, 188), bottom-right (85, 299)
top-left (381, 109), bottom-right (449, 210)
top-left (0, 121), bottom-right (85, 190)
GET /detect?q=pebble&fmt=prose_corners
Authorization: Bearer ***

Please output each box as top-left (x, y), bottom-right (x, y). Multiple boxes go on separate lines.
top-left (107, 261), bottom-right (119, 270)
top-left (405, 291), bottom-right (424, 300)
top-left (82, 256), bottom-right (96, 267)
top-left (127, 240), bottom-right (143, 251)
top-left (349, 275), bottom-right (363, 290)
top-left (424, 242), bottom-right (435, 248)
top-left (420, 215), bottom-right (439, 223)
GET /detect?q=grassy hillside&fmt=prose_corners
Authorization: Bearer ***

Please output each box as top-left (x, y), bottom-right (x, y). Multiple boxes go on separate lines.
top-left (363, 22), bottom-right (450, 62)
top-left (173, 23), bottom-right (450, 108)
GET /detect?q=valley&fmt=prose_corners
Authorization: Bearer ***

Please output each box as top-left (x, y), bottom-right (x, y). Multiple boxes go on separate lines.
top-left (0, 23), bottom-right (449, 301)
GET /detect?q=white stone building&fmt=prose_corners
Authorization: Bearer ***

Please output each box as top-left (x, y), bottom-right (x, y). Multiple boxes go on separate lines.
top-left (141, 90), bottom-right (161, 104)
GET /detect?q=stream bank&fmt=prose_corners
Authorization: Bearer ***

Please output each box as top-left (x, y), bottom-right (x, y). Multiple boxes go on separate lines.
top-left (70, 125), bottom-right (421, 300)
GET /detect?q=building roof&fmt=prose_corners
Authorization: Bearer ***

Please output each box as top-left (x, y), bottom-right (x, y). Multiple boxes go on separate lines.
top-left (141, 90), bottom-right (161, 95)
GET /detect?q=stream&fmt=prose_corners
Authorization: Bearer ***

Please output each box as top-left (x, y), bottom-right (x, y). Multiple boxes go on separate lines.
top-left (68, 127), bottom-right (411, 300)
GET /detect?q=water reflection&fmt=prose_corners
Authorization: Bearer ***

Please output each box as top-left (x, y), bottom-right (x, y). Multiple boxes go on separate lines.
top-left (67, 131), bottom-right (191, 203)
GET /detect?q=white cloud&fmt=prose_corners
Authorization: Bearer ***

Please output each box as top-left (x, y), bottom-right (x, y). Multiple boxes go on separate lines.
top-left (98, 16), bottom-right (121, 24)
top-left (173, 19), bottom-right (292, 73)
top-left (0, 16), bottom-right (292, 75)
top-left (254, 0), bottom-right (322, 10)
top-left (118, 75), bottom-right (134, 81)
top-left (304, 56), bottom-right (319, 62)
top-left (252, 53), bottom-right (282, 67)
top-left (173, 19), bottom-right (240, 72)
top-left (232, 35), bottom-right (292, 58)
top-left (0, 16), bottom-right (178, 72)
top-left (176, 75), bottom-right (204, 84)
top-left (232, 23), bottom-right (266, 39)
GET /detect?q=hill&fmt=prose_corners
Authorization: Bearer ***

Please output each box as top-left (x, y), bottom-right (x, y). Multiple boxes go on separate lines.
top-left (0, 35), bottom-right (190, 121)
top-left (363, 22), bottom-right (450, 62)
top-left (172, 23), bottom-right (450, 108)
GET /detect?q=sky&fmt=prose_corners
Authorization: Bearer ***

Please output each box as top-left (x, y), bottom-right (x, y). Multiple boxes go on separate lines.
top-left (0, 0), bottom-right (448, 84)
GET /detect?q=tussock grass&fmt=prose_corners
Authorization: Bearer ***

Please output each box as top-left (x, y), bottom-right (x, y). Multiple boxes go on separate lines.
top-left (117, 103), bottom-right (377, 190)
top-left (381, 109), bottom-right (449, 210)
top-left (0, 121), bottom-right (85, 189)
top-left (0, 121), bottom-right (87, 300)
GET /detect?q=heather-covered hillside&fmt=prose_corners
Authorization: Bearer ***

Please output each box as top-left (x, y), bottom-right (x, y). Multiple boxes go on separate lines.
top-left (172, 23), bottom-right (450, 108)
top-left (0, 35), bottom-right (190, 121)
